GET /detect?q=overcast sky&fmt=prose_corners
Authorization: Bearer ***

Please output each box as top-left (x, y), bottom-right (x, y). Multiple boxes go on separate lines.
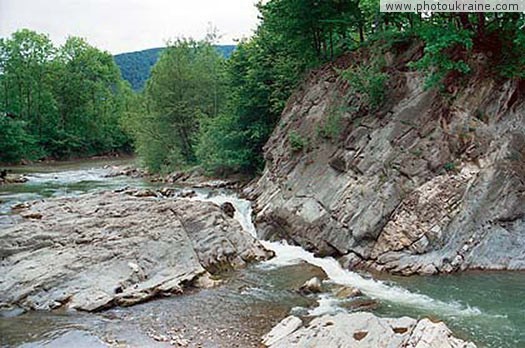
top-left (0, 0), bottom-right (260, 54)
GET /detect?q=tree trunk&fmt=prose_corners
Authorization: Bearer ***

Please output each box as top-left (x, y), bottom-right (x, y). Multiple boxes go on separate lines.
top-left (458, 13), bottom-right (473, 30)
top-left (477, 13), bottom-right (485, 38)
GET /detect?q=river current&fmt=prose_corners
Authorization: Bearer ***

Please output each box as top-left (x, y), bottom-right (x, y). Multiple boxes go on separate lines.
top-left (0, 159), bottom-right (524, 347)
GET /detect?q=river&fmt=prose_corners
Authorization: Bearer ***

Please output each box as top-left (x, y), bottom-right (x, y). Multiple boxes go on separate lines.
top-left (1, 159), bottom-right (524, 347)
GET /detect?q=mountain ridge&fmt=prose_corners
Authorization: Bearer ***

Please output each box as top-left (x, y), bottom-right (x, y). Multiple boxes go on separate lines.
top-left (114, 45), bottom-right (236, 91)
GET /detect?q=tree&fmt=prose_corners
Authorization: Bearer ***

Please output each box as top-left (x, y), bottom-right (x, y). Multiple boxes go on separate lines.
top-left (126, 38), bottom-right (225, 172)
top-left (0, 30), bottom-right (132, 163)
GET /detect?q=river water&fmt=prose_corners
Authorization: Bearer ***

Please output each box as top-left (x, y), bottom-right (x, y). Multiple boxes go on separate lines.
top-left (0, 159), bottom-right (524, 348)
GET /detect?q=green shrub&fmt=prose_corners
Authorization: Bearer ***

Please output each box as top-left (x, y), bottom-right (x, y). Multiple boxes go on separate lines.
top-left (443, 162), bottom-right (457, 172)
top-left (340, 64), bottom-right (388, 110)
top-left (318, 111), bottom-right (343, 141)
top-left (289, 131), bottom-right (307, 152)
top-left (497, 29), bottom-right (525, 79)
top-left (0, 116), bottom-right (40, 163)
top-left (196, 113), bottom-right (254, 174)
top-left (409, 25), bottom-right (473, 89)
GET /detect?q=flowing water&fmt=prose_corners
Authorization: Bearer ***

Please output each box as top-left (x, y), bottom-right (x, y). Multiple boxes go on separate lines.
top-left (0, 159), bottom-right (524, 347)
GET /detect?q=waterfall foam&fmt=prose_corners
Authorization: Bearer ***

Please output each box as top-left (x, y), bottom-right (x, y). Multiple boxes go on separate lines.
top-left (194, 192), bottom-right (483, 318)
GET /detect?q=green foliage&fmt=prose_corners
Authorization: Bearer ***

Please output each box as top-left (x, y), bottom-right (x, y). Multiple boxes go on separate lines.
top-left (341, 63), bottom-right (388, 110)
top-left (125, 38), bottom-right (226, 172)
top-left (114, 45), bottom-right (236, 91)
top-left (0, 30), bottom-right (132, 163)
top-left (196, 31), bottom-right (305, 174)
top-left (318, 109), bottom-right (343, 141)
top-left (196, 113), bottom-right (253, 174)
top-left (0, 115), bottom-right (40, 163)
top-left (289, 131), bottom-right (307, 152)
top-left (443, 162), bottom-right (457, 172)
top-left (125, 2), bottom-right (525, 176)
top-left (497, 17), bottom-right (525, 79)
top-left (409, 26), bottom-right (473, 89)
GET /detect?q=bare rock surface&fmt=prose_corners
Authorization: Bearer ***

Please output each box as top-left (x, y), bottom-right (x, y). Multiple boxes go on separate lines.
top-left (262, 312), bottom-right (477, 348)
top-left (0, 173), bottom-right (29, 185)
top-left (249, 47), bottom-right (525, 274)
top-left (0, 191), bottom-right (272, 312)
top-left (298, 277), bottom-right (323, 294)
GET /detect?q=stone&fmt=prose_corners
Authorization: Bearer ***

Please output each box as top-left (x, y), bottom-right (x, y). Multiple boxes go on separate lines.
top-left (418, 264), bottom-right (438, 275)
top-left (193, 272), bottom-right (222, 289)
top-left (0, 174), bottom-right (29, 185)
top-left (158, 187), bottom-right (176, 197)
top-left (220, 202), bottom-right (236, 218)
top-left (329, 155), bottom-right (347, 173)
top-left (249, 55), bottom-right (525, 275)
top-left (406, 318), bottom-right (477, 348)
top-left (131, 189), bottom-right (157, 197)
top-left (262, 312), bottom-right (477, 348)
top-left (11, 202), bottom-right (31, 212)
top-left (262, 316), bottom-right (303, 347)
top-left (178, 189), bottom-right (197, 198)
top-left (20, 212), bottom-right (43, 220)
top-left (334, 286), bottom-right (362, 299)
top-left (298, 277), bottom-right (323, 294)
top-left (341, 298), bottom-right (380, 311)
top-left (104, 166), bottom-right (147, 179)
top-left (0, 191), bottom-right (272, 312)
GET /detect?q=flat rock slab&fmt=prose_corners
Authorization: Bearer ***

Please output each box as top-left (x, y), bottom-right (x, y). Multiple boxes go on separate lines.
top-left (0, 191), bottom-right (271, 312)
top-left (263, 312), bottom-right (476, 348)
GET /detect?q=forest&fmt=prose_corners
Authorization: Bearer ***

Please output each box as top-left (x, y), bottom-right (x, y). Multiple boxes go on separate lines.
top-left (1, 0), bottom-right (524, 172)
top-left (114, 45), bottom-right (236, 91)
top-left (0, 31), bottom-right (133, 162)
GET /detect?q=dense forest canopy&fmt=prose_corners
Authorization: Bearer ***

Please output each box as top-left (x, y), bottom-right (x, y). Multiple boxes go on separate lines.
top-left (114, 45), bottom-right (235, 91)
top-left (0, 29), bottom-right (133, 163)
top-left (127, 1), bottom-right (525, 175)
top-left (2, 1), bottom-right (524, 170)
top-left (123, 38), bottom-right (226, 172)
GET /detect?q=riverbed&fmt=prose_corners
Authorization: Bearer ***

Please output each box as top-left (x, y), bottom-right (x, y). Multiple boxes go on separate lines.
top-left (0, 159), bottom-right (524, 347)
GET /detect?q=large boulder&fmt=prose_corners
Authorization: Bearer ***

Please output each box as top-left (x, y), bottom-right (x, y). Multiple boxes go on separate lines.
top-left (298, 277), bottom-right (323, 295)
top-left (262, 313), bottom-right (476, 348)
top-left (0, 191), bottom-right (272, 312)
top-left (249, 47), bottom-right (525, 275)
top-left (0, 173), bottom-right (29, 185)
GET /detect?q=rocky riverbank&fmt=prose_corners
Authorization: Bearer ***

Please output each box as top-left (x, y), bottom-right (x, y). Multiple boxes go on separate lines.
top-left (104, 164), bottom-right (249, 190)
top-left (0, 190), bottom-right (272, 313)
top-left (0, 173), bottom-right (28, 185)
top-left (248, 45), bottom-right (525, 275)
top-left (262, 312), bottom-right (476, 347)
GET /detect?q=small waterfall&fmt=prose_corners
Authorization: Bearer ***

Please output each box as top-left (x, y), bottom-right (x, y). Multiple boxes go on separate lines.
top-left (197, 192), bottom-right (483, 318)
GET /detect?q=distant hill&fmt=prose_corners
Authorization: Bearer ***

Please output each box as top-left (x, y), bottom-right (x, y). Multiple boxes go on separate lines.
top-left (114, 45), bottom-right (236, 91)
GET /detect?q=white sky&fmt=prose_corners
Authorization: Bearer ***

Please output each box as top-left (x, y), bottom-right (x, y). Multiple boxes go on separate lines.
top-left (0, 0), bottom-right (260, 54)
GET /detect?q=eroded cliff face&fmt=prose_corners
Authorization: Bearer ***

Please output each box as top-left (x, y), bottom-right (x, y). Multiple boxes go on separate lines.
top-left (248, 45), bottom-right (525, 275)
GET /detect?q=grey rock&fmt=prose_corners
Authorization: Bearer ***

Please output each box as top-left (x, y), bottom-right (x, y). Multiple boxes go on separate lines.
top-left (0, 174), bottom-right (28, 185)
top-left (178, 189), bottom-right (197, 198)
top-left (263, 312), bottom-right (476, 348)
top-left (158, 187), bottom-right (176, 197)
top-left (0, 191), bottom-right (272, 312)
top-left (249, 62), bottom-right (525, 275)
top-left (262, 315), bottom-right (303, 347)
top-left (221, 202), bottom-right (236, 218)
top-left (298, 277), bottom-right (323, 294)
top-left (334, 286), bottom-right (362, 299)
top-left (130, 188), bottom-right (157, 197)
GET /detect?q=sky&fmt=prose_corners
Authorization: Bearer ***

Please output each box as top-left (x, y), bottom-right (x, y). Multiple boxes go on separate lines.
top-left (0, 0), bottom-right (260, 54)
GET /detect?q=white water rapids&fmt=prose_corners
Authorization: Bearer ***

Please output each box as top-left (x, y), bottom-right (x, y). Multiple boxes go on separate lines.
top-left (5, 166), bottom-right (485, 319)
top-left (197, 192), bottom-right (483, 318)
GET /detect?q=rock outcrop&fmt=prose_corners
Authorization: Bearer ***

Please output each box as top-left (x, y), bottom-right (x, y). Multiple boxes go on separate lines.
top-left (262, 312), bottom-right (477, 348)
top-left (0, 173), bottom-right (28, 185)
top-left (0, 191), bottom-right (272, 312)
top-left (249, 45), bottom-right (525, 275)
